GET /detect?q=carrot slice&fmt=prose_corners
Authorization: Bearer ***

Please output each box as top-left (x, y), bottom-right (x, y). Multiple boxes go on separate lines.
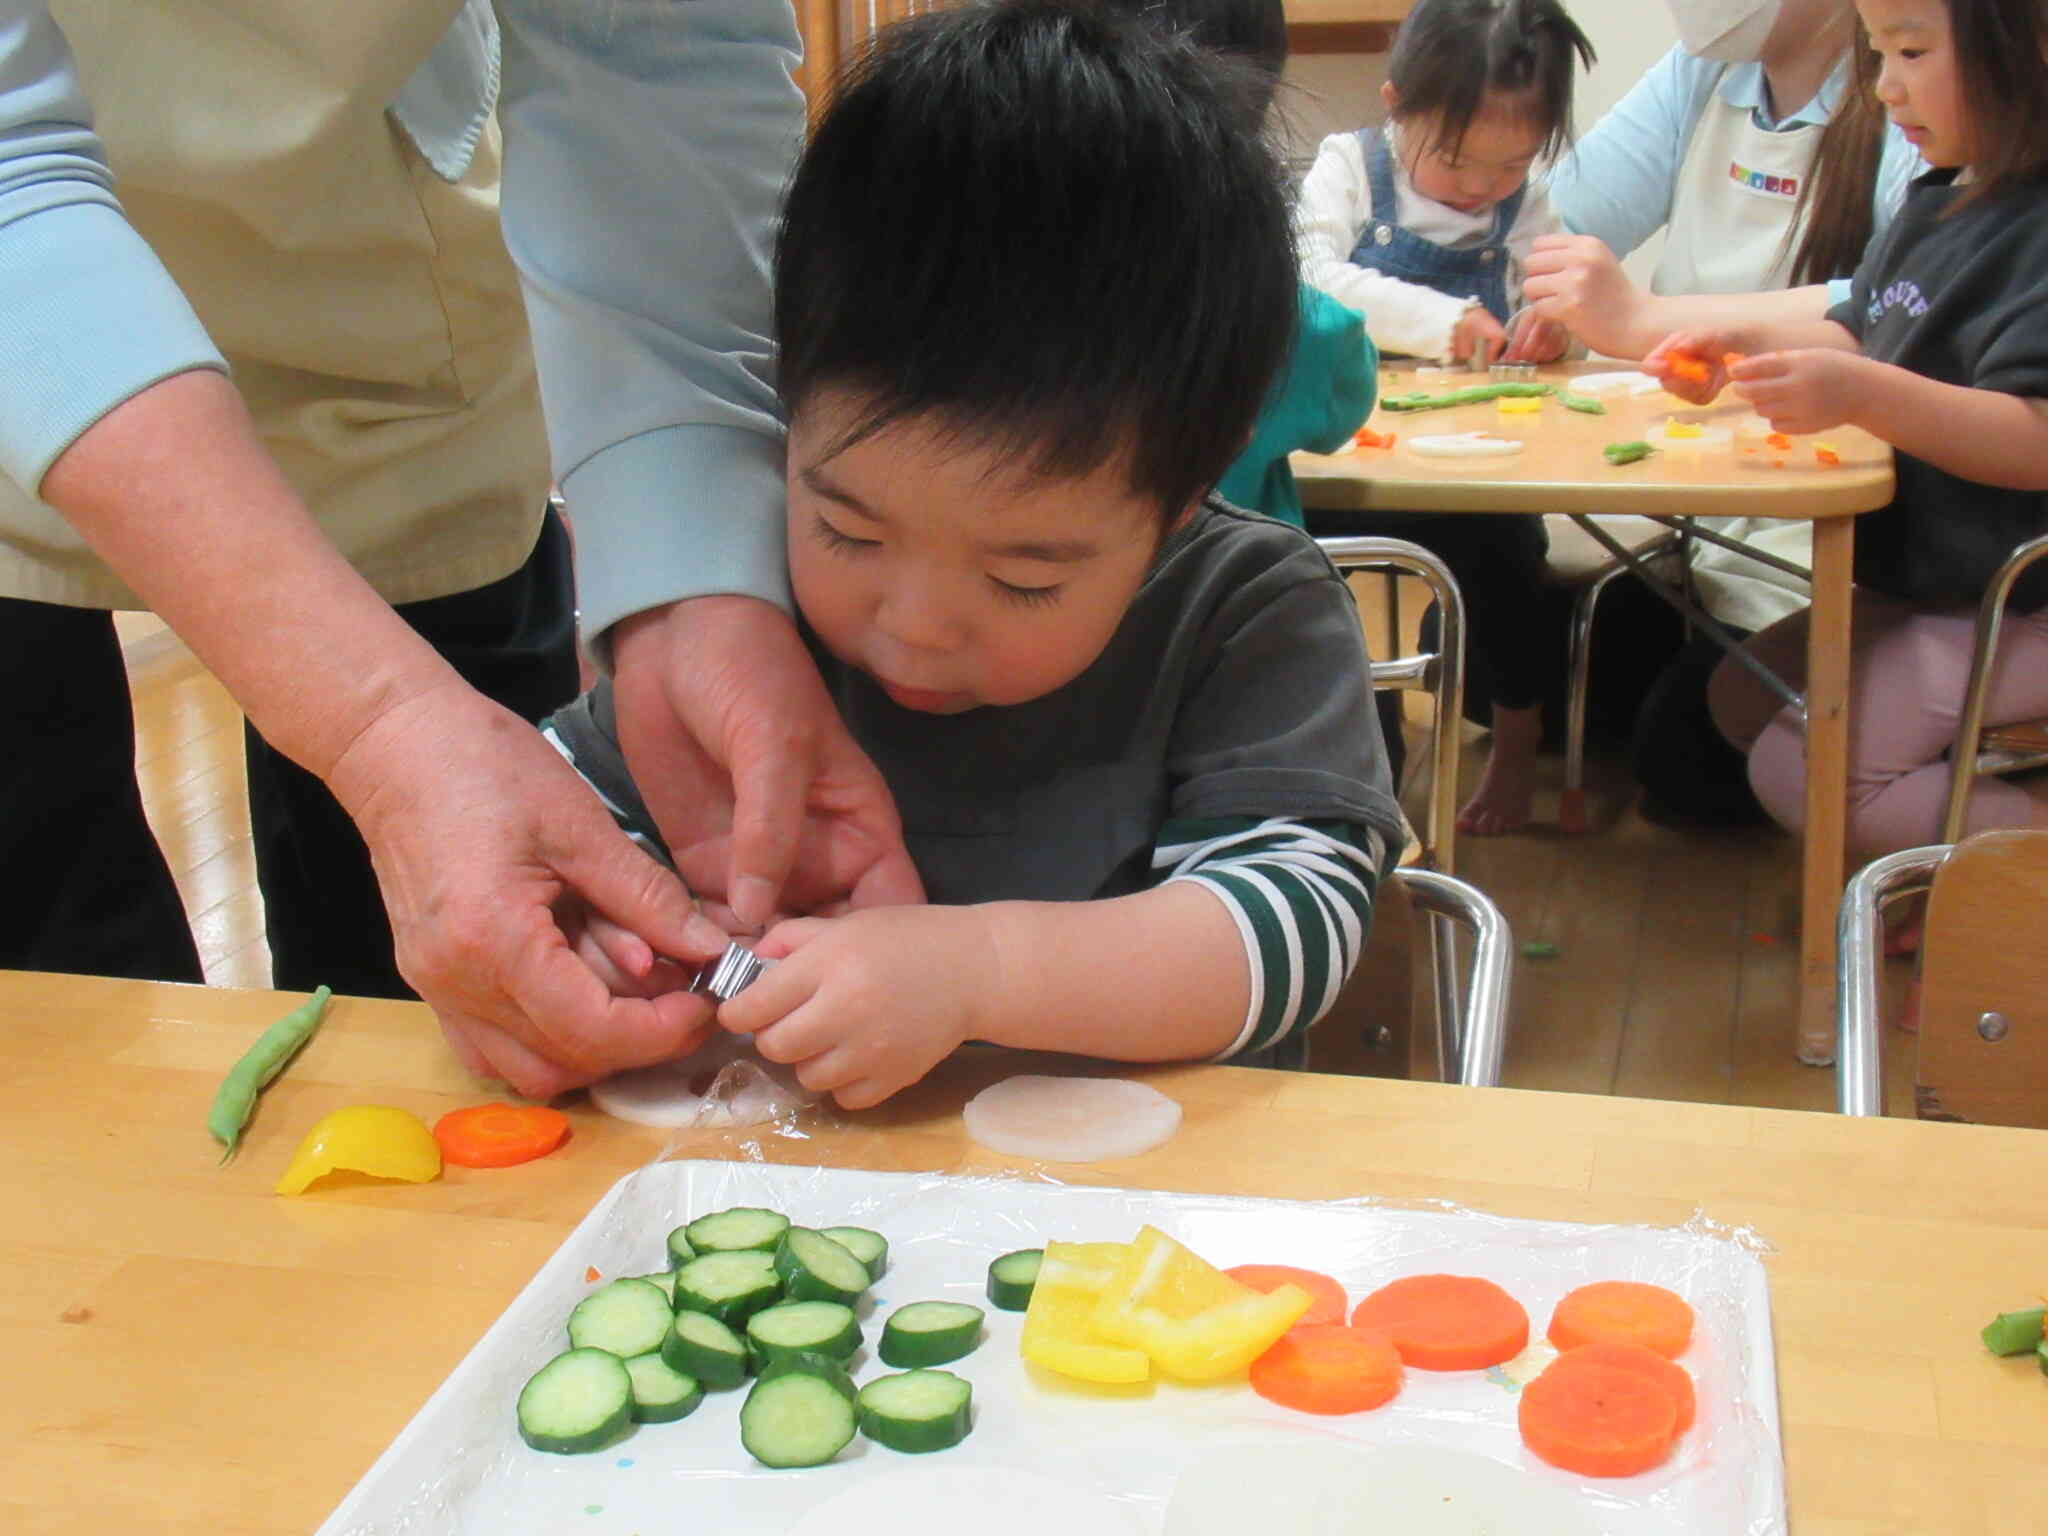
top-left (1547, 1280), bottom-right (1695, 1359)
top-left (1350, 1273), bottom-right (1529, 1370)
top-left (1225, 1265), bottom-right (1349, 1328)
top-left (1660, 348), bottom-right (1711, 384)
top-left (1547, 1340), bottom-right (1695, 1433)
top-left (433, 1103), bottom-right (572, 1168)
top-left (1249, 1324), bottom-right (1404, 1415)
top-left (1765, 432), bottom-right (1792, 450)
top-left (1518, 1355), bottom-right (1680, 1478)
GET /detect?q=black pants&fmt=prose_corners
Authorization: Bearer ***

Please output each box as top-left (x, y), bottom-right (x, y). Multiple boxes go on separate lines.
top-left (1308, 509), bottom-right (1551, 792)
top-left (2, 509), bottom-right (581, 995)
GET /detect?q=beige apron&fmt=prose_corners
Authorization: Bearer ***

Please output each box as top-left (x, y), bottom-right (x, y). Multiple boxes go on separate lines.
top-left (0, 0), bottom-right (550, 611)
top-left (1656, 90), bottom-right (1821, 627)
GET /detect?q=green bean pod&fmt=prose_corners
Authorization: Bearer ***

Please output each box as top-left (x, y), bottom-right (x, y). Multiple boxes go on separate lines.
top-left (1603, 440), bottom-right (1654, 466)
top-left (1557, 390), bottom-right (1607, 415)
top-left (1380, 382), bottom-right (1554, 413)
top-left (208, 985), bottom-right (332, 1163)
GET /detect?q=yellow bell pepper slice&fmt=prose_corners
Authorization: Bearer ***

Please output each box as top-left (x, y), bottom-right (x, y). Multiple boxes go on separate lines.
top-left (1089, 1225), bottom-right (1311, 1381)
top-left (1020, 1281), bottom-right (1151, 1384)
top-left (275, 1104), bottom-right (443, 1195)
top-left (1036, 1239), bottom-right (1132, 1295)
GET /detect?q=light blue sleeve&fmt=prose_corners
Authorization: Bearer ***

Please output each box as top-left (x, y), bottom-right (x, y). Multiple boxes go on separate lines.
top-left (0, 6), bottom-right (224, 494)
top-left (495, 0), bottom-right (806, 643)
top-left (1545, 47), bottom-right (1721, 260)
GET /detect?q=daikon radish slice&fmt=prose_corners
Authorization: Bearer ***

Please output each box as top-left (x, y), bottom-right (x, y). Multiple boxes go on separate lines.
top-left (1408, 432), bottom-right (1525, 459)
top-left (962, 1074), bottom-right (1182, 1163)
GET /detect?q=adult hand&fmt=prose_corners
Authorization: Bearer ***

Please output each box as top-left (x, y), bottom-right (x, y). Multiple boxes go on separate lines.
top-left (1725, 350), bottom-right (1871, 436)
top-left (1450, 306), bottom-right (1509, 369)
top-left (609, 595), bottom-right (924, 932)
top-left (1522, 233), bottom-right (1643, 357)
top-left (717, 905), bottom-right (993, 1109)
top-left (325, 678), bottom-right (730, 1098)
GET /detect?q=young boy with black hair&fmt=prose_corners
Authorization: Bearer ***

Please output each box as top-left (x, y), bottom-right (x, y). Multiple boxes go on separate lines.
top-left (546, 0), bottom-right (1402, 1107)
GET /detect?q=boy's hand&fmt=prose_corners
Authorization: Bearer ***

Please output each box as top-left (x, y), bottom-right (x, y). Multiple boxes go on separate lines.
top-left (1726, 350), bottom-right (1871, 437)
top-left (714, 905), bottom-right (995, 1110)
top-left (1450, 306), bottom-right (1509, 368)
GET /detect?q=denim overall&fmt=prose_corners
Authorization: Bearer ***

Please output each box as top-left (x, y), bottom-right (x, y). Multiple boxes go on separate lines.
top-left (1350, 130), bottom-right (1525, 322)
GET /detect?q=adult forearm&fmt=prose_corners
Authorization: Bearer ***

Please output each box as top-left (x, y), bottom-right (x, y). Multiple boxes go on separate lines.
top-left (975, 885), bottom-right (1250, 1062)
top-left (38, 369), bottom-right (462, 783)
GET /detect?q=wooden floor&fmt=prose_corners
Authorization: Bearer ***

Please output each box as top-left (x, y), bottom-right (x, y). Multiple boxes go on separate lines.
top-left (115, 607), bottom-right (1918, 1116)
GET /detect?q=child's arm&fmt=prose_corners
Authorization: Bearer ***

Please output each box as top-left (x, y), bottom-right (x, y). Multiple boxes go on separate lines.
top-left (717, 817), bottom-right (1386, 1108)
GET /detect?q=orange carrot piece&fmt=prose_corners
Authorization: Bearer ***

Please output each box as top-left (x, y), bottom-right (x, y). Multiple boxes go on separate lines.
top-left (1350, 1273), bottom-right (1529, 1371)
top-left (1766, 432), bottom-right (1792, 450)
top-left (1662, 349), bottom-right (1711, 384)
top-left (433, 1103), bottom-right (572, 1168)
top-left (1519, 1355), bottom-right (1680, 1478)
top-left (1547, 1280), bottom-right (1695, 1359)
top-left (1249, 1324), bottom-right (1404, 1415)
top-left (1548, 1340), bottom-right (1696, 1433)
top-left (1815, 446), bottom-right (1841, 467)
top-left (1353, 426), bottom-right (1395, 450)
top-left (584, 1266), bottom-right (604, 1284)
top-left (1226, 1265), bottom-right (1349, 1328)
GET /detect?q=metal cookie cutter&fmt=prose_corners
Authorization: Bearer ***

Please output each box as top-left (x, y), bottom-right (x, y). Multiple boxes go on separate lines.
top-left (689, 941), bottom-right (772, 1002)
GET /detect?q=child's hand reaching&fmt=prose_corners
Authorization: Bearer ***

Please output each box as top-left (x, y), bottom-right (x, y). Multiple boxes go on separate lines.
top-left (1724, 350), bottom-right (1873, 437)
top-left (714, 904), bottom-right (996, 1109)
top-left (1642, 330), bottom-right (1736, 404)
top-left (1503, 311), bottom-right (1570, 364)
top-left (1450, 305), bottom-right (1509, 368)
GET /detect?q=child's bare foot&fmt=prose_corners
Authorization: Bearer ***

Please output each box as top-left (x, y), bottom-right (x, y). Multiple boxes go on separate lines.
top-left (1457, 703), bottom-right (1543, 836)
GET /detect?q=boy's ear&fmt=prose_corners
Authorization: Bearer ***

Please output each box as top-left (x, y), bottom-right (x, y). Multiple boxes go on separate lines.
top-left (1379, 80), bottom-right (1400, 116)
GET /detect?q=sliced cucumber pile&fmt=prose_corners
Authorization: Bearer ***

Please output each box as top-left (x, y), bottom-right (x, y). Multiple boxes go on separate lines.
top-left (513, 1203), bottom-right (991, 1464)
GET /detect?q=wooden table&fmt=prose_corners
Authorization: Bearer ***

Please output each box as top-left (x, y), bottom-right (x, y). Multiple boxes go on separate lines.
top-left (1294, 364), bottom-right (1896, 1063)
top-left (7, 970), bottom-right (2044, 1532)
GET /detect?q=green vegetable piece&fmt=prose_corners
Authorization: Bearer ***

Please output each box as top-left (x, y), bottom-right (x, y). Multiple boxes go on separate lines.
top-left (1557, 389), bottom-right (1606, 414)
top-left (1603, 440), bottom-right (1654, 466)
top-left (1980, 1306), bottom-right (2046, 1355)
top-left (2038, 1338), bottom-right (2048, 1379)
top-left (207, 985), bottom-right (332, 1164)
top-left (986, 1248), bottom-right (1043, 1311)
top-left (1381, 381), bottom-right (1555, 413)
top-left (1520, 940), bottom-right (1562, 959)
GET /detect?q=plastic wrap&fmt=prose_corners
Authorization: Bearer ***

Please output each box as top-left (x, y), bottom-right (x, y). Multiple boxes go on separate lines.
top-left (318, 1158), bottom-right (1785, 1535)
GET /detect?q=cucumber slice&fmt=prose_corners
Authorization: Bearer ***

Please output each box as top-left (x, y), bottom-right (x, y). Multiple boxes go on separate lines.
top-left (985, 1248), bottom-right (1042, 1311)
top-left (739, 1352), bottom-right (859, 1468)
top-left (517, 1347), bottom-right (634, 1454)
top-left (662, 1308), bottom-right (750, 1390)
top-left (775, 1227), bottom-right (871, 1305)
top-left (747, 1300), bottom-right (863, 1368)
top-left (673, 1248), bottom-right (783, 1326)
top-left (878, 1300), bottom-right (984, 1367)
top-left (684, 1206), bottom-right (791, 1255)
top-left (857, 1368), bottom-right (973, 1454)
top-left (567, 1277), bottom-right (674, 1357)
top-left (623, 1352), bottom-right (704, 1424)
top-left (665, 1224), bottom-right (696, 1270)
top-left (1981, 1306), bottom-right (2047, 1355)
top-left (818, 1225), bottom-right (889, 1281)
top-left (630, 1270), bottom-right (678, 1304)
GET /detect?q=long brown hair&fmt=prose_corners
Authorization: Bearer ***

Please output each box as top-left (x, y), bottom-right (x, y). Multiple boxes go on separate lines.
top-left (1946, 0), bottom-right (2048, 207)
top-left (1786, 30), bottom-right (1884, 285)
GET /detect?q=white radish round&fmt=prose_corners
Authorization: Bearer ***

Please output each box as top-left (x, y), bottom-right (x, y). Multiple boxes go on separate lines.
top-left (1407, 431), bottom-right (1525, 459)
top-left (962, 1074), bottom-right (1182, 1162)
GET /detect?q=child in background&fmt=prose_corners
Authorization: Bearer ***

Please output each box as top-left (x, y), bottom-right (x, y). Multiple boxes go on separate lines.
top-left (1115, 0), bottom-right (1378, 530)
top-left (1296, 0), bottom-right (1596, 835)
top-left (1653, 0), bottom-right (2048, 1038)
top-left (546, 0), bottom-right (1404, 1106)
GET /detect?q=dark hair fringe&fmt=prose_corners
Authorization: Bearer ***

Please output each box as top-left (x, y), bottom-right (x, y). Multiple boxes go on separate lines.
top-left (1384, 0), bottom-right (1596, 162)
top-left (775, 0), bottom-right (1298, 518)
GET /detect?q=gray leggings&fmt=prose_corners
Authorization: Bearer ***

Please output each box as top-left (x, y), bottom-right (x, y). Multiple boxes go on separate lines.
top-left (1708, 590), bottom-right (2048, 860)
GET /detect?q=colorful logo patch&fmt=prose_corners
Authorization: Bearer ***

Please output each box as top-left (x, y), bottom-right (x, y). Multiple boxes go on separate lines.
top-left (1728, 161), bottom-right (1799, 199)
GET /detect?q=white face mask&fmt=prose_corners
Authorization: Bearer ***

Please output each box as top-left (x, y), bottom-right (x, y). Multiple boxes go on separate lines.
top-left (1663, 0), bottom-right (1783, 61)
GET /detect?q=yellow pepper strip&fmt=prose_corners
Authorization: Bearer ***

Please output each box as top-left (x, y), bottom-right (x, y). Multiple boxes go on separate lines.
top-left (275, 1104), bottom-right (442, 1195)
top-left (1495, 395), bottom-right (1544, 415)
top-left (1088, 1226), bottom-right (1312, 1382)
top-left (1663, 418), bottom-right (1703, 440)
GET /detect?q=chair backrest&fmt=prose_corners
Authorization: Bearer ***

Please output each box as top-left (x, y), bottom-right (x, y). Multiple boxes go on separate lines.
top-left (1914, 828), bottom-right (2048, 1128)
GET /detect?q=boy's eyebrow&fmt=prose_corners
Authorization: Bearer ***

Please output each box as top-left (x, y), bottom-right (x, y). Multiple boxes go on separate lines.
top-left (799, 464), bottom-right (879, 519)
top-left (981, 535), bottom-right (1102, 563)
